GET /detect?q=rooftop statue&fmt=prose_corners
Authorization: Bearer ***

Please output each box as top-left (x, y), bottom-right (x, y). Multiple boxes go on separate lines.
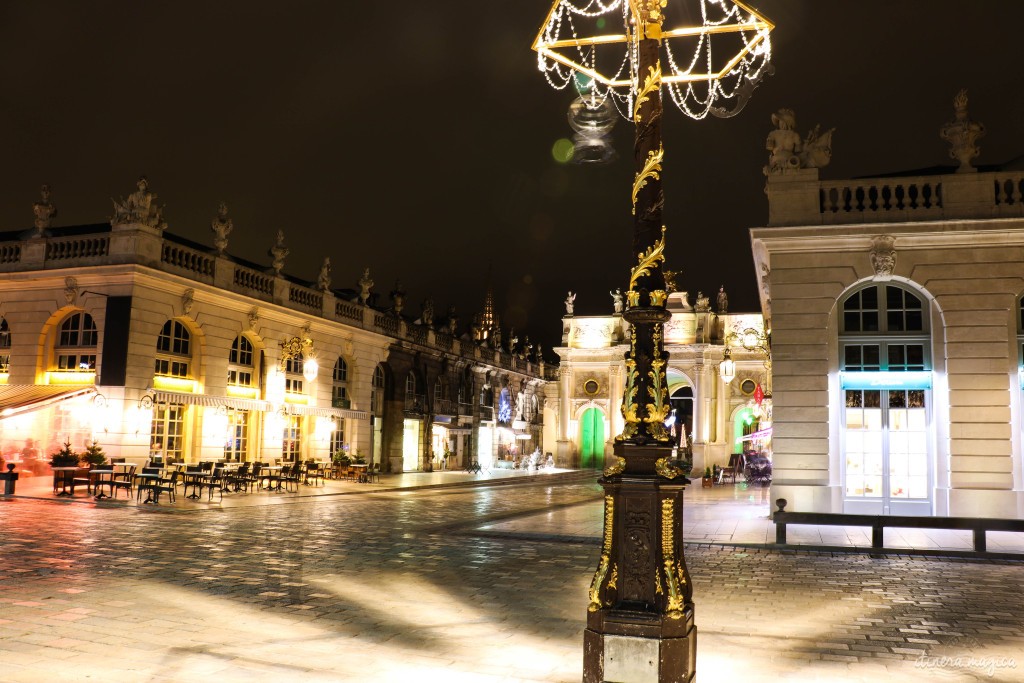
top-left (358, 267), bottom-right (374, 304)
top-left (446, 305), bottom-right (458, 335)
top-left (940, 89), bottom-right (985, 173)
top-left (764, 109), bottom-right (834, 174)
top-left (32, 184), bottom-right (57, 235)
top-left (610, 288), bottom-right (624, 314)
top-left (211, 202), bottom-right (233, 255)
top-left (390, 280), bottom-right (406, 314)
top-left (564, 291), bottom-right (576, 315)
top-left (716, 285), bottom-right (728, 314)
top-left (317, 257), bottom-right (332, 292)
top-left (695, 291), bottom-right (710, 312)
top-left (112, 176), bottom-right (167, 230)
top-left (269, 230), bottom-right (289, 275)
top-left (421, 297), bottom-right (434, 326)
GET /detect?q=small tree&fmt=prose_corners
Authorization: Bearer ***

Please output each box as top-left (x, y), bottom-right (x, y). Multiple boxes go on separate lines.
top-left (49, 441), bottom-right (79, 468)
top-left (81, 441), bottom-right (107, 467)
top-left (333, 449), bottom-right (350, 466)
top-left (352, 451), bottom-right (366, 465)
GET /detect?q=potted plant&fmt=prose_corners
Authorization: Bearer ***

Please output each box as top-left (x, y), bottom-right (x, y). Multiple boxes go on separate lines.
top-left (49, 440), bottom-right (79, 468)
top-left (352, 451), bottom-right (366, 465)
top-left (332, 449), bottom-right (351, 467)
top-left (701, 466), bottom-right (713, 488)
top-left (80, 441), bottom-right (107, 468)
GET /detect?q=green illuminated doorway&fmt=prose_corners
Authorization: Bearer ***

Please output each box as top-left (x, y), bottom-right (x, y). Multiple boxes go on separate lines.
top-left (580, 407), bottom-right (605, 469)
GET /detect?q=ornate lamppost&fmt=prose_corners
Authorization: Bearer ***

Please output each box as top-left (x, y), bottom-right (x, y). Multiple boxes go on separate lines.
top-left (532, 2), bottom-right (773, 681)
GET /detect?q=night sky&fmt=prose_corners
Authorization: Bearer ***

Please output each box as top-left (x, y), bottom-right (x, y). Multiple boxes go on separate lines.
top-left (1, 2), bottom-right (1022, 355)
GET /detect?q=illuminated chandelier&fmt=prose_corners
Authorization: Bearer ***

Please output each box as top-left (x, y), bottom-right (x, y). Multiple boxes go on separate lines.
top-left (533, 0), bottom-right (773, 120)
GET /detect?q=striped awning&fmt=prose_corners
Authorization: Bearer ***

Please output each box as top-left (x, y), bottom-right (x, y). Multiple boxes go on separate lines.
top-left (152, 390), bottom-right (368, 420)
top-left (287, 404), bottom-right (369, 420)
top-left (153, 390), bottom-right (270, 412)
top-left (0, 385), bottom-right (97, 418)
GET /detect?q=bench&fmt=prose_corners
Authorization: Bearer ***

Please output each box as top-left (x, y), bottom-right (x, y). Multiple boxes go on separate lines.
top-left (772, 498), bottom-right (1024, 553)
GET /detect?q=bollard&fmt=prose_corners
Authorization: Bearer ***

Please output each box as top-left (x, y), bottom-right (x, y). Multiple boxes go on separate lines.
top-left (1, 463), bottom-right (18, 495)
top-left (774, 498), bottom-right (788, 544)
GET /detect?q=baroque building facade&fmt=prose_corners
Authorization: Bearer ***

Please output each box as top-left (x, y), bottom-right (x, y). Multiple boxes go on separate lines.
top-left (549, 291), bottom-right (770, 472)
top-left (753, 94), bottom-right (1024, 519)
top-left (0, 180), bottom-right (549, 477)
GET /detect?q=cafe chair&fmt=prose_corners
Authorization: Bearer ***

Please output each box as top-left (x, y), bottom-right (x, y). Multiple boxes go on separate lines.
top-left (154, 469), bottom-right (180, 503)
top-left (304, 460), bottom-right (324, 486)
top-left (282, 462), bottom-right (302, 492)
top-left (366, 463), bottom-right (381, 483)
top-left (111, 464), bottom-right (137, 499)
top-left (203, 466), bottom-right (226, 502)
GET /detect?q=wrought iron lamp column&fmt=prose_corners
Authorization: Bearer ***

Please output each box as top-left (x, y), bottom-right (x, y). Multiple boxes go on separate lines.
top-left (582, 3), bottom-right (695, 681)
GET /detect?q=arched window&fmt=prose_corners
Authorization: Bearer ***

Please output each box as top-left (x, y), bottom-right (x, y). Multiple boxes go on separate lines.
top-left (841, 284), bottom-right (927, 371)
top-left (333, 357), bottom-right (349, 407)
top-left (56, 312), bottom-right (98, 371)
top-left (0, 318), bottom-right (10, 373)
top-left (371, 365), bottom-right (385, 416)
top-left (839, 283), bottom-right (932, 516)
top-left (284, 353), bottom-right (306, 395)
top-left (228, 335), bottom-right (255, 388)
top-left (155, 320), bottom-right (191, 377)
top-left (405, 372), bottom-right (421, 411)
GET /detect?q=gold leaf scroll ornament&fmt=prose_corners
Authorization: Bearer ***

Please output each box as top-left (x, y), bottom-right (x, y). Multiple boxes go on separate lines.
top-left (631, 147), bottom-right (664, 215)
top-left (588, 496), bottom-right (615, 612)
top-left (661, 498), bottom-right (684, 619)
top-left (633, 64), bottom-right (662, 123)
top-left (629, 225), bottom-right (667, 291)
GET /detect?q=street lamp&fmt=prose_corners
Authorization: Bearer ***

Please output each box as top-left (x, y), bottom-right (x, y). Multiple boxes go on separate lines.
top-left (280, 334), bottom-right (318, 382)
top-left (719, 346), bottom-right (736, 384)
top-left (532, 2), bottom-right (773, 681)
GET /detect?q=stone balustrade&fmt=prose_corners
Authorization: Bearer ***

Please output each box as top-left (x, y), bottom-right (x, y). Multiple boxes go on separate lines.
top-left (0, 225), bottom-right (543, 378)
top-left (46, 235), bottom-right (110, 261)
top-left (767, 168), bottom-right (1024, 227)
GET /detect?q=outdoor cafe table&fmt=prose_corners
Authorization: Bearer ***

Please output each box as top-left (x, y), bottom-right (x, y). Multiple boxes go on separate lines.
top-left (135, 472), bottom-right (163, 504)
top-left (89, 468), bottom-right (116, 500)
top-left (349, 463), bottom-right (369, 483)
top-left (261, 465), bottom-right (283, 492)
top-left (51, 467), bottom-right (78, 496)
top-left (181, 470), bottom-right (209, 500)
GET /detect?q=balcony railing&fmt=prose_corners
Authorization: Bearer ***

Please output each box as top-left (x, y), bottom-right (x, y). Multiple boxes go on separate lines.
top-left (405, 395), bottom-right (426, 414)
top-left (434, 398), bottom-right (457, 416)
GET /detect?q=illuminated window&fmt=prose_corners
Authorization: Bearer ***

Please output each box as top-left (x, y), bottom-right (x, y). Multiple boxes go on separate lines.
top-left (0, 318), bottom-right (10, 372)
top-left (371, 364), bottom-right (385, 416)
top-left (841, 284), bottom-right (928, 372)
top-left (285, 354), bottom-right (305, 394)
top-left (330, 418), bottom-right (345, 456)
top-left (228, 335), bottom-right (254, 387)
top-left (839, 282), bottom-right (932, 514)
top-left (155, 320), bottom-right (191, 377)
top-left (224, 409), bottom-right (249, 462)
top-left (56, 312), bottom-right (98, 371)
top-left (333, 357), bottom-right (349, 407)
top-left (151, 402), bottom-right (186, 461)
top-left (282, 415), bottom-right (303, 462)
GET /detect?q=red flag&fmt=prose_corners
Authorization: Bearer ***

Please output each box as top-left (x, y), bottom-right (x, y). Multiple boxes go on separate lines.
top-left (753, 383), bottom-right (764, 405)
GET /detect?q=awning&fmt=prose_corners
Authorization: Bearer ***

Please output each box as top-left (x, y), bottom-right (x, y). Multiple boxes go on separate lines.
top-left (288, 404), bottom-right (369, 420)
top-left (152, 390), bottom-right (369, 420)
top-left (154, 390), bottom-right (270, 412)
top-left (736, 427), bottom-right (773, 444)
top-left (0, 385), bottom-right (97, 419)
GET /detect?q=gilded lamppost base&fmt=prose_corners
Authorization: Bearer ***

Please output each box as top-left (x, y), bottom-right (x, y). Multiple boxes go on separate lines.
top-left (582, 442), bottom-right (696, 683)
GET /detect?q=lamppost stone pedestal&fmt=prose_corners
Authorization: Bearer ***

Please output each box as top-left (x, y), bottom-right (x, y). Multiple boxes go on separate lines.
top-left (583, 443), bottom-right (694, 683)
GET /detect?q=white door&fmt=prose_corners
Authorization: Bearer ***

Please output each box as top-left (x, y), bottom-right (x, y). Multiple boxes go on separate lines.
top-left (843, 388), bottom-right (931, 515)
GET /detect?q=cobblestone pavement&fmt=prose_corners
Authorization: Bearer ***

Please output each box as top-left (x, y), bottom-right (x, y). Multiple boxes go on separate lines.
top-left (1, 478), bottom-right (1022, 682)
